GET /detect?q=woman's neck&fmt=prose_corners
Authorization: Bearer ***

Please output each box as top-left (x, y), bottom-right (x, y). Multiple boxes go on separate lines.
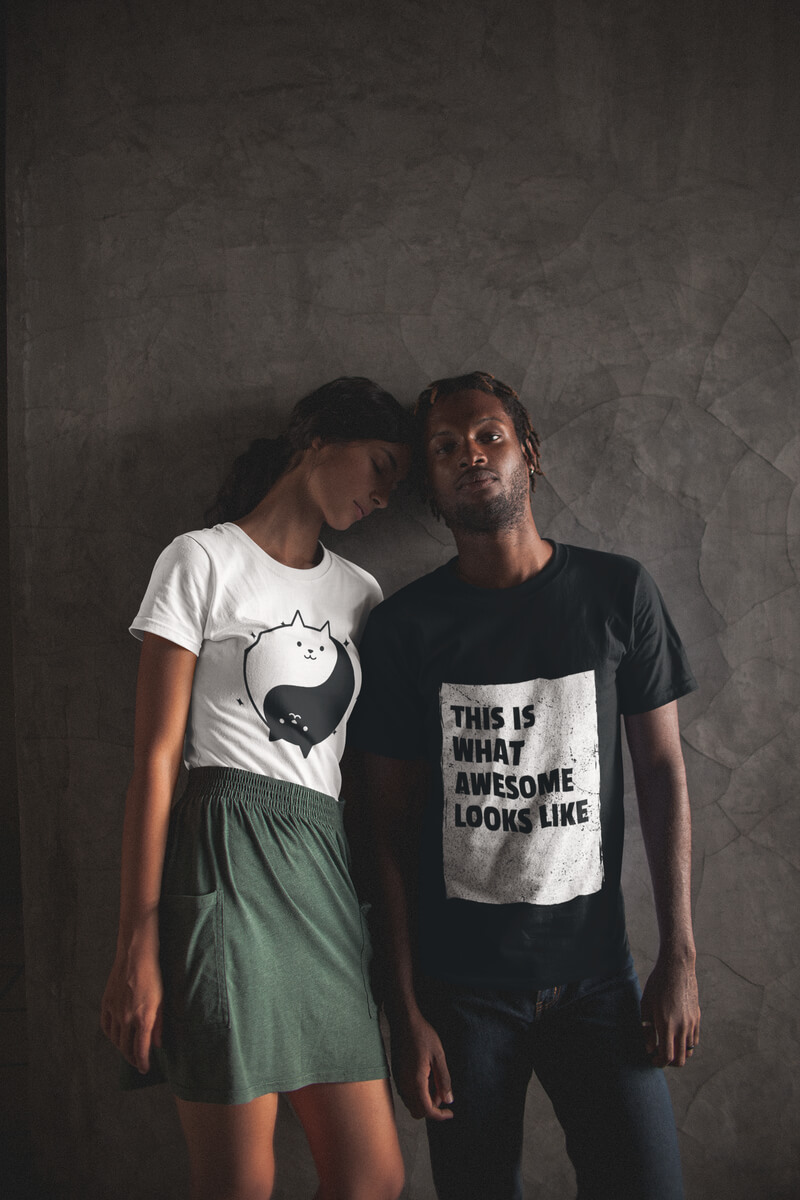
top-left (235, 470), bottom-right (324, 569)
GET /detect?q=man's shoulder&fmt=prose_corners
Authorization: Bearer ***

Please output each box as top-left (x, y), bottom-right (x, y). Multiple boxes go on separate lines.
top-left (367, 560), bottom-right (455, 623)
top-left (561, 542), bottom-right (646, 588)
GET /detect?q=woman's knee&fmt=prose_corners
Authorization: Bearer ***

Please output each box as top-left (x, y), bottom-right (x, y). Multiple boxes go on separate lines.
top-left (372, 1155), bottom-right (405, 1200)
top-left (177, 1093), bottom-right (278, 1200)
top-left (188, 1167), bottom-right (274, 1200)
top-left (190, 1180), bottom-right (272, 1200)
top-left (314, 1138), bottom-right (405, 1200)
top-left (292, 1078), bottom-right (404, 1200)
top-left (385, 1159), bottom-right (406, 1200)
top-left (317, 1161), bottom-right (405, 1200)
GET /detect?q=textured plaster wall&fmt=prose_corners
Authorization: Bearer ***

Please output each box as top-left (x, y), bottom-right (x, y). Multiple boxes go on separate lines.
top-left (7, 0), bottom-right (799, 1196)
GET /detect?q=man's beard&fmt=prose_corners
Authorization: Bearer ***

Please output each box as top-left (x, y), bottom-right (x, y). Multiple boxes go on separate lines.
top-left (436, 461), bottom-right (531, 533)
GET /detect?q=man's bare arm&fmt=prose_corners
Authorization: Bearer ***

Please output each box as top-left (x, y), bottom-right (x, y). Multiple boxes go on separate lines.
top-left (624, 700), bottom-right (700, 1068)
top-left (363, 752), bottom-right (454, 1120)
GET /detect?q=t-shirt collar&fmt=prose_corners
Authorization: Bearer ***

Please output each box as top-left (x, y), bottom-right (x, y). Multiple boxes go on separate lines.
top-left (441, 540), bottom-right (566, 599)
top-left (224, 522), bottom-right (333, 581)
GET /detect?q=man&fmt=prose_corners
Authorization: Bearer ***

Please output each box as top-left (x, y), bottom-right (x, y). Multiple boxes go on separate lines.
top-left (349, 372), bottom-right (700, 1200)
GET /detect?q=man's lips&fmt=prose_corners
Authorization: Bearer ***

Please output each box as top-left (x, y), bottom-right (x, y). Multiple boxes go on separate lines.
top-left (353, 500), bottom-right (366, 519)
top-left (456, 468), bottom-right (497, 490)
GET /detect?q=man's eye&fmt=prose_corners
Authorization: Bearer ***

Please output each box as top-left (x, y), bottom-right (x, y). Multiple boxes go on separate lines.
top-left (433, 442), bottom-right (455, 455)
top-left (371, 459), bottom-right (385, 476)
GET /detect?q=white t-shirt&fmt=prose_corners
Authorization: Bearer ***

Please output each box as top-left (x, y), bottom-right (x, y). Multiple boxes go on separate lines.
top-left (131, 523), bottom-right (382, 799)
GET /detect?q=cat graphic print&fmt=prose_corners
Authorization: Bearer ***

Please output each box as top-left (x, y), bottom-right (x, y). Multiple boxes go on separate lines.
top-left (244, 611), bottom-right (355, 758)
top-left (441, 672), bottom-right (603, 906)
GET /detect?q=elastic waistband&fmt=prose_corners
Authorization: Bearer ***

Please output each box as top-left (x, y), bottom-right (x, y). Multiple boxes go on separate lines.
top-left (179, 767), bottom-right (343, 830)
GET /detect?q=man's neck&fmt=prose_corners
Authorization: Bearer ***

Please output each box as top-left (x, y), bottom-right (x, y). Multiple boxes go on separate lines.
top-left (452, 519), bottom-right (554, 589)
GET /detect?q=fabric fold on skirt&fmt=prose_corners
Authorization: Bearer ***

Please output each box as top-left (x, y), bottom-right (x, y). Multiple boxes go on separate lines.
top-left (122, 767), bottom-right (387, 1104)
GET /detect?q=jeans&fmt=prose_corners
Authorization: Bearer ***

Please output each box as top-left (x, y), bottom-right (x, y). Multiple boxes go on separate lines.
top-left (418, 961), bottom-right (684, 1200)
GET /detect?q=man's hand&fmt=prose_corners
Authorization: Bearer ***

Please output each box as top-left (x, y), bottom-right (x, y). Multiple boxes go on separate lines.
top-left (640, 952), bottom-right (700, 1068)
top-left (390, 1012), bottom-right (454, 1121)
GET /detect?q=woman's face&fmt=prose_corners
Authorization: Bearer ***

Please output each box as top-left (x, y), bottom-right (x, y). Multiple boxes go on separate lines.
top-left (307, 439), bottom-right (411, 530)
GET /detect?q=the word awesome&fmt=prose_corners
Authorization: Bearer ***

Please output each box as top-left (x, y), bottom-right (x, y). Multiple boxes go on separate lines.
top-left (453, 764), bottom-right (574, 799)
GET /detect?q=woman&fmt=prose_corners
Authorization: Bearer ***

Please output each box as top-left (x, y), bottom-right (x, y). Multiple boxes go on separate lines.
top-left (101, 377), bottom-right (411, 1200)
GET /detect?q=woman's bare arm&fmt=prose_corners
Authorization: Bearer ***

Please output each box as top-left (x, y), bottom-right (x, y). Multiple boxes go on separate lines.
top-left (100, 633), bottom-right (197, 1073)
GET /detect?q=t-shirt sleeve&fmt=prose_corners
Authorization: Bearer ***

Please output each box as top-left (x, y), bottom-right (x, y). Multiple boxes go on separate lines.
top-left (348, 603), bottom-right (427, 759)
top-left (129, 534), bottom-right (213, 655)
top-left (616, 564), bottom-right (697, 715)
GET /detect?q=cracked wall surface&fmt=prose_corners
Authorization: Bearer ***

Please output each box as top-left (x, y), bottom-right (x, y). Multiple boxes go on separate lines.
top-left (7, 0), bottom-right (799, 1196)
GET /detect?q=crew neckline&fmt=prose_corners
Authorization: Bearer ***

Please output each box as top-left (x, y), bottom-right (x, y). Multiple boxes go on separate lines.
top-left (223, 522), bottom-right (333, 580)
top-left (442, 540), bottom-right (566, 599)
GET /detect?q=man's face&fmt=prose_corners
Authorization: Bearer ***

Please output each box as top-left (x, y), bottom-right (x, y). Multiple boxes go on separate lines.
top-left (425, 389), bottom-right (532, 533)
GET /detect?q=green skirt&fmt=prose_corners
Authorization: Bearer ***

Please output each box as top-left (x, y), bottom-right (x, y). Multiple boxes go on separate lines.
top-left (123, 767), bottom-right (387, 1104)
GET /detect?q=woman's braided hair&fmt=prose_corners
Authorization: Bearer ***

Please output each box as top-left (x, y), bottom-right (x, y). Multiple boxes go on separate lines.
top-left (412, 371), bottom-right (542, 518)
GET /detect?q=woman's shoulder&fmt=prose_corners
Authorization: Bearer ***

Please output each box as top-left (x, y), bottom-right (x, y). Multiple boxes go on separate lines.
top-left (324, 548), bottom-right (382, 603)
top-left (161, 523), bottom-right (244, 561)
top-left (144, 525), bottom-right (249, 588)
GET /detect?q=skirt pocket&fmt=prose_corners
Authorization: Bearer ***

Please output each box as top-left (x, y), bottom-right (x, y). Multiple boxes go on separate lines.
top-left (159, 891), bottom-right (230, 1028)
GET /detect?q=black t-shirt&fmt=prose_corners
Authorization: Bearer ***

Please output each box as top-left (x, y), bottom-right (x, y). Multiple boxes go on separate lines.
top-left (349, 542), bottom-right (697, 989)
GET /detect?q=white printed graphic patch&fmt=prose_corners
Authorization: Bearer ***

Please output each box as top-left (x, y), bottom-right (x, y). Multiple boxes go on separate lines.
top-left (440, 673), bottom-right (602, 906)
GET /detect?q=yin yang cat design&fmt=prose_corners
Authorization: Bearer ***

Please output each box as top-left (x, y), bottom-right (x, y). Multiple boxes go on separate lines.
top-left (243, 611), bottom-right (355, 758)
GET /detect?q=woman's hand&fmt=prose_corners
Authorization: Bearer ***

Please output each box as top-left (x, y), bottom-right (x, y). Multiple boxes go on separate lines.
top-left (101, 930), bottom-right (163, 1074)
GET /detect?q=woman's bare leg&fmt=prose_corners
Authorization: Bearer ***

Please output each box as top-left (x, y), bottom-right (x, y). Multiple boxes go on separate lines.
top-left (175, 1092), bottom-right (279, 1200)
top-left (288, 1078), bottom-right (404, 1200)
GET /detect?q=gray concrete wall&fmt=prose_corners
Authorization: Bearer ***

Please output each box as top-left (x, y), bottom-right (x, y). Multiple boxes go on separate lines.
top-left (7, 0), bottom-right (799, 1196)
